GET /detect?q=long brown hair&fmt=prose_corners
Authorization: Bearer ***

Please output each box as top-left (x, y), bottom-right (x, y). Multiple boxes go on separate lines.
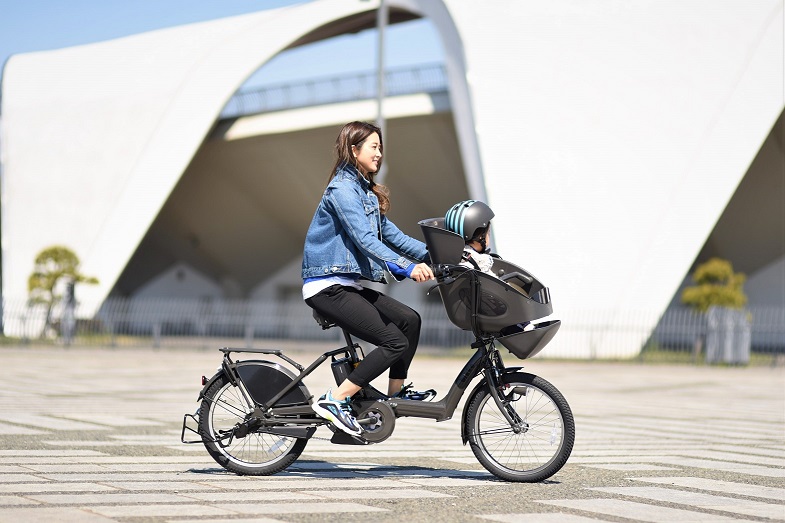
top-left (329, 121), bottom-right (390, 214)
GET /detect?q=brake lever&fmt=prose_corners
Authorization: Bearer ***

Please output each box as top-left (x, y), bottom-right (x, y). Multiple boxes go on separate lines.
top-left (427, 276), bottom-right (455, 296)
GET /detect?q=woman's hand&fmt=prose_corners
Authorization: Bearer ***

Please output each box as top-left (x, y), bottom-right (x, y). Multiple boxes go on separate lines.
top-left (410, 263), bottom-right (435, 282)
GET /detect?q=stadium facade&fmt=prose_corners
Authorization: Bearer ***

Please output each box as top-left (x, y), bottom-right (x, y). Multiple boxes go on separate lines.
top-left (1, 0), bottom-right (783, 356)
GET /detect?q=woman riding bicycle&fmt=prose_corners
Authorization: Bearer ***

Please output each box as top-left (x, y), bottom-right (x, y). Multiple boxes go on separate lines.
top-left (302, 121), bottom-right (435, 436)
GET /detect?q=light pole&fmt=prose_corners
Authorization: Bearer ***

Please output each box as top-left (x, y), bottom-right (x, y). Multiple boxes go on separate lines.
top-left (375, 0), bottom-right (388, 183)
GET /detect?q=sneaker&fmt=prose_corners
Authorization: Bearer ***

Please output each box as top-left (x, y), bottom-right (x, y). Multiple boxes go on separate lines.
top-left (312, 390), bottom-right (363, 436)
top-left (391, 383), bottom-right (437, 401)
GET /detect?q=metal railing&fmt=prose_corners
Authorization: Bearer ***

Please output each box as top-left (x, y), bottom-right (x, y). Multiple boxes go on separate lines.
top-left (220, 63), bottom-right (448, 119)
top-left (2, 297), bottom-right (782, 363)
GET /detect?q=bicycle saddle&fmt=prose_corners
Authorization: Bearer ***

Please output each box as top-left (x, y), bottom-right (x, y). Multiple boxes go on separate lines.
top-left (312, 310), bottom-right (336, 330)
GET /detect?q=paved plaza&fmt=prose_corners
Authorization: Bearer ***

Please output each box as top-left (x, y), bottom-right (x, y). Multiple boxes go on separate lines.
top-left (0, 343), bottom-right (783, 523)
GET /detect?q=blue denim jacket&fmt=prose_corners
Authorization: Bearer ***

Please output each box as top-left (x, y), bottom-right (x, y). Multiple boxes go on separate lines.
top-left (302, 163), bottom-right (429, 282)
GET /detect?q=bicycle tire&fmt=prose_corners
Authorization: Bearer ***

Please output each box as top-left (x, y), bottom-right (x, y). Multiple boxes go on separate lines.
top-left (464, 372), bottom-right (574, 482)
top-left (199, 372), bottom-right (308, 476)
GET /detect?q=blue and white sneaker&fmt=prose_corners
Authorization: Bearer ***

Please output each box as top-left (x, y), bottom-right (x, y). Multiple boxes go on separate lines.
top-left (312, 390), bottom-right (363, 436)
top-left (391, 382), bottom-right (437, 401)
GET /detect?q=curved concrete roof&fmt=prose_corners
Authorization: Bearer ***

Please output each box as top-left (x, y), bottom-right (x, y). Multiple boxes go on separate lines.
top-left (1, 0), bottom-right (481, 304)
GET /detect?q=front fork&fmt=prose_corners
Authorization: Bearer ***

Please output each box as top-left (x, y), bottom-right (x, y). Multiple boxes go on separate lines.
top-left (460, 346), bottom-right (525, 444)
top-left (484, 349), bottom-right (525, 431)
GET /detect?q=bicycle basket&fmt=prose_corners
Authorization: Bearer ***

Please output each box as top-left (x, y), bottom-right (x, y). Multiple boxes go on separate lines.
top-left (496, 320), bottom-right (561, 359)
top-left (419, 218), bottom-right (554, 335)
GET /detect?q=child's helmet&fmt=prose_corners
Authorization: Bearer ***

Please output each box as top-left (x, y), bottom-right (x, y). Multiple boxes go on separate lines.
top-left (444, 200), bottom-right (495, 241)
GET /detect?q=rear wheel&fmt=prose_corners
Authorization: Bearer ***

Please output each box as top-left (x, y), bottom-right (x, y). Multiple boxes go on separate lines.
top-left (464, 372), bottom-right (574, 482)
top-left (199, 373), bottom-right (308, 475)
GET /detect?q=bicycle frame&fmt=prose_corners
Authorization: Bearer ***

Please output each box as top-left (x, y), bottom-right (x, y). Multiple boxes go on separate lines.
top-left (183, 327), bottom-right (517, 443)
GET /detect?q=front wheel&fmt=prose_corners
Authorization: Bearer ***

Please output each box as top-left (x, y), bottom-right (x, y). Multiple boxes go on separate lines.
top-left (464, 372), bottom-right (574, 482)
top-left (199, 373), bottom-right (308, 476)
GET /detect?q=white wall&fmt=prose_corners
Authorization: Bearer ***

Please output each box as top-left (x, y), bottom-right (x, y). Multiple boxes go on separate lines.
top-left (442, 0), bottom-right (783, 355)
top-left (133, 263), bottom-right (224, 300)
top-left (746, 255), bottom-right (785, 307)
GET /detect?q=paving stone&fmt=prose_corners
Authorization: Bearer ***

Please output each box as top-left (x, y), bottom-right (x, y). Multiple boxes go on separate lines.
top-left (213, 501), bottom-right (389, 514)
top-left (26, 492), bottom-right (193, 505)
top-left (0, 507), bottom-right (118, 523)
top-left (83, 504), bottom-right (233, 518)
top-left (0, 483), bottom-right (119, 494)
top-left (592, 486), bottom-right (785, 519)
top-left (537, 498), bottom-right (757, 522)
top-left (100, 481), bottom-right (216, 492)
top-left (581, 464), bottom-right (680, 471)
top-left (0, 422), bottom-right (45, 435)
top-left (197, 478), bottom-right (408, 490)
top-left (179, 491), bottom-right (319, 502)
top-left (304, 488), bottom-right (453, 499)
top-left (480, 514), bottom-right (612, 523)
top-left (0, 495), bottom-right (40, 506)
top-left (0, 475), bottom-right (49, 483)
top-left (166, 519), bottom-right (284, 523)
top-left (631, 476), bottom-right (785, 500)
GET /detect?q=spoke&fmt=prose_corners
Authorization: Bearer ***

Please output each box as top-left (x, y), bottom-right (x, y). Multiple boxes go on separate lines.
top-left (474, 426), bottom-right (517, 437)
top-left (473, 385), bottom-right (565, 472)
top-left (213, 397), bottom-right (248, 419)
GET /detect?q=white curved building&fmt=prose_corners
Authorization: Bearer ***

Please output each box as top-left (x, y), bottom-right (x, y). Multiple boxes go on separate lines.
top-left (2, 0), bottom-right (783, 355)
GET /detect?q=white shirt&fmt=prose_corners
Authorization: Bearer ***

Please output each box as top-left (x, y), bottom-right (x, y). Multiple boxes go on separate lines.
top-left (460, 246), bottom-right (496, 276)
top-left (302, 275), bottom-right (362, 300)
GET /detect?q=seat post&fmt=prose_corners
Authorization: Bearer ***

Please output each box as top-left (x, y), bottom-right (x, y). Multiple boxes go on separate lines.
top-left (342, 328), bottom-right (354, 350)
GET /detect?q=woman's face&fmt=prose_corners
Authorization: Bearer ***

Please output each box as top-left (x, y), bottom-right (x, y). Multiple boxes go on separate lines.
top-left (352, 132), bottom-right (382, 175)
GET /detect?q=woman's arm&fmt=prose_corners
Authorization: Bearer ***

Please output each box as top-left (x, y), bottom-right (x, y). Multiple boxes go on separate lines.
top-left (380, 214), bottom-right (429, 262)
top-left (324, 182), bottom-right (414, 270)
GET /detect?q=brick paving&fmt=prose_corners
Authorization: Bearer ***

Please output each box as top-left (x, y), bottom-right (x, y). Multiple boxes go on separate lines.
top-left (0, 344), bottom-right (783, 522)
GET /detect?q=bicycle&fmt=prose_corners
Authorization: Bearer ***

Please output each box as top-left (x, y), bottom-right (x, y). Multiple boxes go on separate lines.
top-left (181, 218), bottom-right (575, 482)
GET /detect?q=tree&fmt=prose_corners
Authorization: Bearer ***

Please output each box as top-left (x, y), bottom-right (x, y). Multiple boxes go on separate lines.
top-left (27, 246), bottom-right (98, 338)
top-left (681, 257), bottom-right (747, 313)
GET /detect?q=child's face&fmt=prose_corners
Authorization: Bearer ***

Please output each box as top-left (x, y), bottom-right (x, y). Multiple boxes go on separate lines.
top-left (471, 226), bottom-right (491, 249)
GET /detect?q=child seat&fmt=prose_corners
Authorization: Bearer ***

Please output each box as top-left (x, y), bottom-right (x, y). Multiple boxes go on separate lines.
top-left (419, 218), bottom-right (561, 359)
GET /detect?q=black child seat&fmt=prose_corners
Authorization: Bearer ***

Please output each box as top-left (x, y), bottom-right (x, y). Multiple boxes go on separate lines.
top-left (418, 218), bottom-right (561, 360)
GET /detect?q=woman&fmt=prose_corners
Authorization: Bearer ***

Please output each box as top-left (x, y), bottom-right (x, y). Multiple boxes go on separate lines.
top-left (302, 121), bottom-right (434, 436)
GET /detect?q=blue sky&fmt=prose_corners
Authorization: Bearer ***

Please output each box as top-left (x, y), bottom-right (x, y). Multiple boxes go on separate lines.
top-left (0, 0), bottom-right (443, 90)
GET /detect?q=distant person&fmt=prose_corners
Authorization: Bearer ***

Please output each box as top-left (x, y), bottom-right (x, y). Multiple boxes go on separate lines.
top-left (302, 121), bottom-right (435, 436)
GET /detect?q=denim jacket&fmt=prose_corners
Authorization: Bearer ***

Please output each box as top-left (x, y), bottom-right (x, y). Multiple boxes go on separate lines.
top-left (302, 162), bottom-right (429, 282)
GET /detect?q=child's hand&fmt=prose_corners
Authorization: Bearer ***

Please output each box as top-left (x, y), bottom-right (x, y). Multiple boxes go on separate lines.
top-left (410, 263), bottom-right (435, 282)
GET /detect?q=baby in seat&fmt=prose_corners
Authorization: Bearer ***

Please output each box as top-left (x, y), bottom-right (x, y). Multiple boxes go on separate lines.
top-left (444, 200), bottom-right (496, 275)
top-left (445, 200), bottom-right (532, 335)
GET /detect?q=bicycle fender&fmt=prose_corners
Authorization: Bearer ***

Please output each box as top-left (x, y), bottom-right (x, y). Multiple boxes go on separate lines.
top-left (197, 371), bottom-right (224, 402)
top-left (460, 366), bottom-right (525, 444)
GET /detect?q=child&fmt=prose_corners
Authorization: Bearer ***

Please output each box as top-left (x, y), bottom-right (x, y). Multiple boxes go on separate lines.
top-left (444, 200), bottom-right (496, 275)
top-left (445, 200), bottom-right (532, 335)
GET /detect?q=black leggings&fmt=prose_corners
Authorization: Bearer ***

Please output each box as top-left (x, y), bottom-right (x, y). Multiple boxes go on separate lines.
top-left (305, 284), bottom-right (421, 388)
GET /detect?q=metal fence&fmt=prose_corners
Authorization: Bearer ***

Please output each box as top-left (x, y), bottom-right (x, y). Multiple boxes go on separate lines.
top-left (2, 297), bottom-right (782, 363)
top-left (220, 63), bottom-right (447, 119)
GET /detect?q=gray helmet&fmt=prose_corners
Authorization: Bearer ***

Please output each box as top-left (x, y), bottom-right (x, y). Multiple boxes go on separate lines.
top-left (444, 200), bottom-right (495, 241)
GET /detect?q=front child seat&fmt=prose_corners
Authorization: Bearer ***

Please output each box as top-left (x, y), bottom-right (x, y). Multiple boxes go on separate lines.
top-left (418, 218), bottom-right (560, 359)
